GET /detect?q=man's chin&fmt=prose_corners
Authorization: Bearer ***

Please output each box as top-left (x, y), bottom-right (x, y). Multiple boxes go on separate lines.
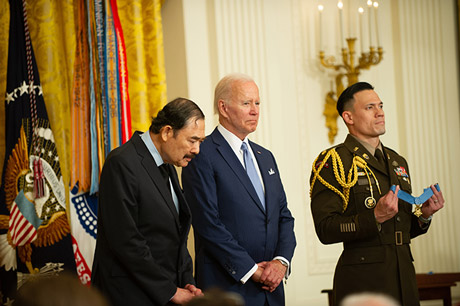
top-left (178, 157), bottom-right (193, 168)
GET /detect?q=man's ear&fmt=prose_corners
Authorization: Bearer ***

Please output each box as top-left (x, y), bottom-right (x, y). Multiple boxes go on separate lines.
top-left (342, 111), bottom-right (353, 125)
top-left (218, 99), bottom-right (228, 118)
top-left (160, 125), bottom-right (173, 141)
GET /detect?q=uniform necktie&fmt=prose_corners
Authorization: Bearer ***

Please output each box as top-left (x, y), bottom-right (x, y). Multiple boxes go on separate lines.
top-left (374, 149), bottom-right (386, 168)
top-left (241, 142), bottom-right (265, 209)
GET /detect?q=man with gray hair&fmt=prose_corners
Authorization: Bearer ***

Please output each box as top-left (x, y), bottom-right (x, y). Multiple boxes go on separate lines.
top-left (340, 293), bottom-right (400, 306)
top-left (182, 73), bottom-right (296, 306)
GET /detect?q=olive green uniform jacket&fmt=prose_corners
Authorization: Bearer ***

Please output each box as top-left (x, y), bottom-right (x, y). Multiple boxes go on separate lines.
top-left (310, 135), bottom-right (429, 306)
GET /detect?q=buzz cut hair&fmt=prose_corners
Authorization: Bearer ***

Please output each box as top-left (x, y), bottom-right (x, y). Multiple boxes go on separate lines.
top-left (336, 82), bottom-right (374, 116)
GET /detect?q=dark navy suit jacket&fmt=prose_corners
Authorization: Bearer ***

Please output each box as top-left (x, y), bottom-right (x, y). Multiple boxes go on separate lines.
top-left (182, 128), bottom-right (296, 306)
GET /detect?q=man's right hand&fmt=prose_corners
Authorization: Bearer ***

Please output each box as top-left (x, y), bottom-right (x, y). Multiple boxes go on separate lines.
top-left (374, 185), bottom-right (400, 224)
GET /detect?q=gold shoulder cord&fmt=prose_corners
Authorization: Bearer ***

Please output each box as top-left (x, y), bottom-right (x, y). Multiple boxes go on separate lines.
top-left (310, 149), bottom-right (381, 212)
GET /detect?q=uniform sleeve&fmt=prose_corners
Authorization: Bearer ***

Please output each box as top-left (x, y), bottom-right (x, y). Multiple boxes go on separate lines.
top-left (309, 152), bottom-right (380, 245)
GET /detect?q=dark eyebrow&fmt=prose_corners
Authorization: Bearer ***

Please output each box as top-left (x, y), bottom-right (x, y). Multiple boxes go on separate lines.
top-left (366, 101), bottom-right (383, 107)
top-left (191, 136), bottom-right (206, 141)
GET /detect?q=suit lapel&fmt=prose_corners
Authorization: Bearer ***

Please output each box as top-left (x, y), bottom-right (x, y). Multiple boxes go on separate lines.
top-left (169, 165), bottom-right (192, 236)
top-left (211, 129), bottom-right (266, 213)
top-left (383, 146), bottom-right (404, 186)
top-left (131, 133), bottom-right (181, 230)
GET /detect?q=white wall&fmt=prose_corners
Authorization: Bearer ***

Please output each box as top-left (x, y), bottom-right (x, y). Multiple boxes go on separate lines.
top-left (163, 1), bottom-right (460, 305)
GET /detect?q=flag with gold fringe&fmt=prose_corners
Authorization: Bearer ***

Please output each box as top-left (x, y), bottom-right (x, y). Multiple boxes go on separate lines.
top-left (69, 0), bottom-right (132, 286)
top-left (71, 0), bottom-right (132, 196)
top-left (0, 0), bottom-right (76, 303)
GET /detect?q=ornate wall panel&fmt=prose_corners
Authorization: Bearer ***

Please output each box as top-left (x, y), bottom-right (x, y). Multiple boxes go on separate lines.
top-left (394, 0), bottom-right (460, 274)
top-left (213, 0), bottom-right (271, 146)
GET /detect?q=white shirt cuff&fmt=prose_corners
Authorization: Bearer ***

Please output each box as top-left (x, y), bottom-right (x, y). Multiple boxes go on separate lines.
top-left (273, 256), bottom-right (290, 279)
top-left (240, 264), bottom-right (258, 284)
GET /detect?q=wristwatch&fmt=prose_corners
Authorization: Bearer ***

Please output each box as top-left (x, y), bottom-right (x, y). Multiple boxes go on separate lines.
top-left (277, 259), bottom-right (288, 267)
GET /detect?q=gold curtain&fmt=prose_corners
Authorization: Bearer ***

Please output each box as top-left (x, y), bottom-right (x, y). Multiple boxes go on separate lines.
top-left (0, 0), bottom-right (167, 191)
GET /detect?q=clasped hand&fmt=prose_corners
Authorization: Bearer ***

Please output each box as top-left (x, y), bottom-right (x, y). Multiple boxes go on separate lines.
top-left (171, 284), bottom-right (203, 304)
top-left (251, 260), bottom-right (287, 292)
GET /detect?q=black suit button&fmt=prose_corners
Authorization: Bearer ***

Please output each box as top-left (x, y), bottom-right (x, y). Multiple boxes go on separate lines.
top-left (360, 257), bottom-right (365, 261)
top-left (396, 216), bottom-right (401, 222)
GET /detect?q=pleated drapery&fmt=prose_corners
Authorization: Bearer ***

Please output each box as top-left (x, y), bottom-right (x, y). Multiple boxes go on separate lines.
top-left (0, 0), bottom-right (167, 197)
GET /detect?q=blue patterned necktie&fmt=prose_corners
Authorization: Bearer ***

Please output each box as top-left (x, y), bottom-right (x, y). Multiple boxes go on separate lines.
top-left (241, 142), bottom-right (265, 209)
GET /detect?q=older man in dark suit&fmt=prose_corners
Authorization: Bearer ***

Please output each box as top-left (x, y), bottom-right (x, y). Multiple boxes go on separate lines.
top-left (92, 98), bottom-right (205, 306)
top-left (182, 74), bottom-right (296, 306)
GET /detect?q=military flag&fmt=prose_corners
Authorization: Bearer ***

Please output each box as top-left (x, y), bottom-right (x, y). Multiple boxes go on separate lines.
top-left (69, 0), bottom-right (131, 285)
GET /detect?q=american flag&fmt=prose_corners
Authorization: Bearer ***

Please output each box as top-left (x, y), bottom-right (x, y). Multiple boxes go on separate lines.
top-left (9, 190), bottom-right (42, 247)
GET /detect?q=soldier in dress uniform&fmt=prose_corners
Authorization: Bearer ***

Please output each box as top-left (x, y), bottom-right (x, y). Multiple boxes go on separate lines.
top-left (309, 82), bottom-right (444, 306)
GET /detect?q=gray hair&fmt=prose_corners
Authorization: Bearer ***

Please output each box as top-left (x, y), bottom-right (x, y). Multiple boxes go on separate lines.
top-left (340, 293), bottom-right (400, 306)
top-left (213, 73), bottom-right (254, 114)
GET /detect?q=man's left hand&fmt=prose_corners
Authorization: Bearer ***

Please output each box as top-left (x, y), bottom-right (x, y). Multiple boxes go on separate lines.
top-left (185, 284), bottom-right (203, 297)
top-left (421, 184), bottom-right (445, 218)
top-left (258, 260), bottom-right (286, 292)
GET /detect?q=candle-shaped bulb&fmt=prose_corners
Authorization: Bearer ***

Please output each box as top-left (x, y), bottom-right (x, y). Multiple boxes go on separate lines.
top-left (337, 1), bottom-right (345, 48)
top-left (373, 1), bottom-right (380, 47)
top-left (358, 7), bottom-right (364, 53)
top-left (367, 0), bottom-right (373, 47)
top-left (318, 4), bottom-right (324, 51)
